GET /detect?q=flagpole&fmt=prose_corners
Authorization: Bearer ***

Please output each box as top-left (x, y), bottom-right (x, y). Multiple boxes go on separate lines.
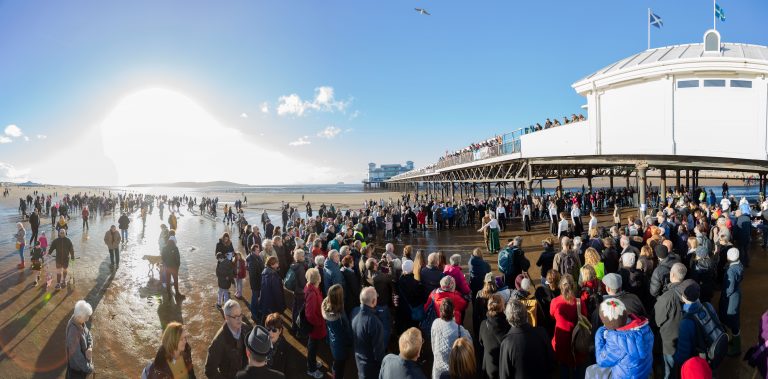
top-left (648, 8), bottom-right (651, 50)
top-left (713, 0), bottom-right (716, 30)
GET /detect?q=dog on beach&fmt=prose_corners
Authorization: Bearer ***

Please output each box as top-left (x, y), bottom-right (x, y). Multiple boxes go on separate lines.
top-left (142, 255), bottom-right (163, 276)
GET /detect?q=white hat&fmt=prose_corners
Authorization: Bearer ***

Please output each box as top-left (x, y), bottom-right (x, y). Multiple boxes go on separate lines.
top-left (727, 247), bottom-right (740, 262)
top-left (402, 260), bottom-right (414, 274)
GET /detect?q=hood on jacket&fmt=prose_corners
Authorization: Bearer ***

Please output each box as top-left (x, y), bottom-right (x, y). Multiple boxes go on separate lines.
top-left (321, 298), bottom-right (342, 322)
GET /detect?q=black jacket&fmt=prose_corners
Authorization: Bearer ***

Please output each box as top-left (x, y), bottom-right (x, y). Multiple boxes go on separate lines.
top-left (215, 239), bottom-right (235, 257)
top-left (246, 253), bottom-right (264, 292)
top-left (118, 215), bottom-right (130, 229)
top-left (235, 365), bottom-right (284, 379)
top-left (342, 267), bottom-right (361, 314)
top-left (498, 324), bottom-right (553, 379)
top-left (650, 255), bottom-right (680, 297)
top-left (654, 282), bottom-right (684, 355)
top-left (216, 259), bottom-right (234, 289)
top-left (379, 354), bottom-right (427, 379)
top-left (479, 314), bottom-right (511, 379)
top-left (420, 266), bottom-right (444, 295)
top-left (161, 242), bottom-right (180, 269)
top-left (205, 323), bottom-right (251, 379)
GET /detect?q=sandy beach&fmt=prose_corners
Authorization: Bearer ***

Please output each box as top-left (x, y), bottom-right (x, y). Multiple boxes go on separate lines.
top-left (0, 183), bottom-right (764, 378)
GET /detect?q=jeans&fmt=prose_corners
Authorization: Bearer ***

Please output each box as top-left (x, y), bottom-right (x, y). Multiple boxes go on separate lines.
top-left (165, 267), bottom-right (179, 293)
top-left (307, 337), bottom-right (319, 372)
top-left (663, 354), bottom-right (674, 379)
top-left (108, 248), bottom-right (120, 265)
top-left (82, 218), bottom-right (89, 230)
top-left (18, 243), bottom-right (25, 263)
top-left (29, 227), bottom-right (38, 245)
top-left (217, 288), bottom-right (229, 306)
top-left (234, 278), bottom-right (243, 298)
top-left (120, 229), bottom-right (128, 241)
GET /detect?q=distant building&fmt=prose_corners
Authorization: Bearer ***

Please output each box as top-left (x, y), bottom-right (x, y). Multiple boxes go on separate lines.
top-left (366, 161), bottom-right (413, 182)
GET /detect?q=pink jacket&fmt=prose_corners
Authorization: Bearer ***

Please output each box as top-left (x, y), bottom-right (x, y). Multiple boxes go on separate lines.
top-left (443, 265), bottom-right (470, 296)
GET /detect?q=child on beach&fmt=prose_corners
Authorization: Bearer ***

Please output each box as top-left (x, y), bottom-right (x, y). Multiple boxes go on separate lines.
top-left (233, 252), bottom-right (247, 299)
top-left (215, 252), bottom-right (233, 307)
top-left (30, 241), bottom-right (44, 285)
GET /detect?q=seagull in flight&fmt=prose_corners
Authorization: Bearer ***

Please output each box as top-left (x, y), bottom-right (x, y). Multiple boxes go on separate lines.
top-left (415, 8), bottom-right (431, 16)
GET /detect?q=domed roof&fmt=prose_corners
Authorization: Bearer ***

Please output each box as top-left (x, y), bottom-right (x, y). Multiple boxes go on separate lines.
top-left (573, 42), bottom-right (768, 91)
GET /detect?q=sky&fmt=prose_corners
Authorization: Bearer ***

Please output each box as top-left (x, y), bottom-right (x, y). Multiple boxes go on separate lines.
top-left (1, 0), bottom-right (767, 186)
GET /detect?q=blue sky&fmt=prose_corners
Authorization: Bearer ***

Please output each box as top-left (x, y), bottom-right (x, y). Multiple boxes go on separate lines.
top-left (0, 0), bottom-right (766, 185)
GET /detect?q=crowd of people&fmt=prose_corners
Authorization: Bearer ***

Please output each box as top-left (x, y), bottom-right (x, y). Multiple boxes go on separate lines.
top-left (6, 182), bottom-right (768, 378)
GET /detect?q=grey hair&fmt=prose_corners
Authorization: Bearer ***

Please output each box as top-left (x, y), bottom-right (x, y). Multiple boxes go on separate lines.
top-left (569, 237), bottom-right (579, 248)
top-left (449, 254), bottom-right (461, 266)
top-left (360, 286), bottom-right (377, 306)
top-left (293, 249), bottom-right (305, 261)
top-left (504, 299), bottom-right (528, 327)
top-left (440, 275), bottom-right (456, 292)
top-left (328, 249), bottom-right (340, 260)
top-left (339, 245), bottom-right (350, 256)
top-left (670, 263), bottom-right (687, 283)
top-left (620, 235), bottom-right (629, 247)
top-left (222, 299), bottom-right (240, 317)
top-left (295, 238), bottom-right (305, 248)
top-left (73, 300), bottom-right (93, 321)
top-left (386, 243), bottom-right (394, 252)
top-left (262, 239), bottom-right (273, 250)
top-left (314, 255), bottom-right (326, 267)
top-left (427, 252), bottom-right (439, 267)
top-left (513, 236), bottom-right (523, 246)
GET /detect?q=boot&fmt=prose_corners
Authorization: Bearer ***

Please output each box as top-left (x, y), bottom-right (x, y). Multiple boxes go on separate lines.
top-left (728, 333), bottom-right (741, 356)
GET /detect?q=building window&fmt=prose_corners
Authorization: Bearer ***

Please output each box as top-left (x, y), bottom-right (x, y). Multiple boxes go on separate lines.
top-left (677, 80), bottom-right (699, 88)
top-left (703, 80), bottom-right (726, 87)
top-left (731, 80), bottom-right (752, 88)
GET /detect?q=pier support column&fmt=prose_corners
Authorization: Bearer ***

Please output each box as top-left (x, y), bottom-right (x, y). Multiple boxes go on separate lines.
top-left (626, 174), bottom-right (630, 189)
top-left (609, 169), bottom-right (614, 190)
top-left (450, 181), bottom-right (455, 200)
top-left (637, 162), bottom-right (648, 218)
top-left (540, 180), bottom-right (544, 196)
top-left (660, 169), bottom-right (667, 209)
top-left (557, 176), bottom-right (563, 197)
top-left (586, 168), bottom-right (593, 194)
top-left (685, 170), bottom-right (690, 191)
top-left (676, 170), bottom-right (681, 191)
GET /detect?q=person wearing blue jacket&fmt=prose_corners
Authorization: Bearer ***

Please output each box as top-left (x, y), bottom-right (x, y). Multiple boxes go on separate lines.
top-left (588, 298), bottom-right (654, 379)
top-left (719, 247), bottom-right (744, 356)
top-left (323, 284), bottom-right (353, 379)
top-left (324, 250), bottom-right (343, 296)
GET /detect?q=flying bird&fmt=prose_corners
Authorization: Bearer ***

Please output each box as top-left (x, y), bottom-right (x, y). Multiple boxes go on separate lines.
top-left (415, 8), bottom-right (431, 16)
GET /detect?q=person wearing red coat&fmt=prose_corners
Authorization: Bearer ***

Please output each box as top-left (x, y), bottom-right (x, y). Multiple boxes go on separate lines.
top-left (304, 268), bottom-right (327, 378)
top-left (425, 276), bottom-right (469, 325)
top-left (549, 274), bottom-right (588, 377)
top-left (443, 254), bottom-right (471, 296)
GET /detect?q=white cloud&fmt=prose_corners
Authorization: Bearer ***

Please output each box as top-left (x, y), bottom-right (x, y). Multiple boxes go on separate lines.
top-left (317, 126), bottom-right (342, 139)
top-left (344, 128), bottom-right (354, 133)
top-left (276, 86), bottom-right (350, 116)
top-left (240, 112), bottom-right (248, 118)
top-left (0, 136), bottom-right (11, 144)
top-left (0, 162), bottom-right (30, 182)
top-left (23, 136), bottom-right (29, 142)
top-left (260, 102), bottom-right (270, 114)
top-left (288, 136), bottom-right (311, 146)
top-left (4, 124), bottom-right (22, 138)
top-left (349, 110), bottom-right (360, 120)
top-left (36, 134), bottom-right (47, 139)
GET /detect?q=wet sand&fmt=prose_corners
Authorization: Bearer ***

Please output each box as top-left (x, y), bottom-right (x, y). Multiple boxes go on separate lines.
top-left (0, 185), bottom-right (764, 378)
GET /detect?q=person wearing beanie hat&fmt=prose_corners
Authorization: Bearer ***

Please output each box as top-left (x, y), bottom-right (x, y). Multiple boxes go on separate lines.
top-left (586, 298), bottom-right (654, 379)
top-left (674, 279), bottom-right (719, 368)
top-left (719, 246), bottom-right (744, 356)
top-left (601, 273), bottom-right (646, 322)
top-left (650, 244), bottom-right (680, 298)
top-left (236, 326), bottom-right (285, 378)
top-left (680, 356), bottom-right (712, 379)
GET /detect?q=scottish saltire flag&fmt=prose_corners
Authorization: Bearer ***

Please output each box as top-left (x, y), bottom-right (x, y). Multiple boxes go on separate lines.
top-left (649, 12), bottom-right (663, 28)
top-left (715, 3), bottom-right (726, 22)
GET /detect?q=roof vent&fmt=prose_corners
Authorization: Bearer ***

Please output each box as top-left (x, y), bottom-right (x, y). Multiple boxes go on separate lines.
top-left (703, 29), bottom-right (721, 55)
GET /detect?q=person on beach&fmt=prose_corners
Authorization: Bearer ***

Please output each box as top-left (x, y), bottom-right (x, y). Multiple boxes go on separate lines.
top-left (168, 212), bottom-right (178, 232)
top-left (259, 256), bottom-right (286, 317)
top-left (104, 224), bottom-right (121, 268)
top-left (478, 213), bottom-right (501, 254)
top-left (49, 228), bottom-right (75, 289)
top-left (304, 267), bottom-right (326, 378)
top-left (205, 300), bottom-right (251, 379)
top-left (143, 322), bottom-right (195, 379)
top-left (66, 300), bottom-right (94, 379)
top-left (216, 252), bottom-right (234, 308)
top-left (288, 249), bottom-right (307, 334)
top-left (162, 236), bottom-right (183, 297)
top-left (118, 212), bottom-right (130, 241)
top-left (14, 222), bottom-right (26, 269)
top-left (30, 240), bottom-right (44, 285)
top-left (233, 252), bottom-right (247, 300)
top-left (29, 208), bottom-right (40, 245)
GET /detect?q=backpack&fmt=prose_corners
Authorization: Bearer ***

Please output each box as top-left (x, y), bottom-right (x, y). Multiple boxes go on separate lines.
top-left (283, 266), bottom-right (296, 291)
top-left (571, 298), bottom-right (593, 357)
top-left (581, 285), bottom-right (603, 318)
top-left (557, 252), bottom-right (577, 278)
top-left (687, 302), bottom-right (728, 368)
top-left (498, 248), bottom-right (512, 274)
top-left (419, 291), bottom-right (438, 336)
top-left (296, 302), bottom-right (314, 335)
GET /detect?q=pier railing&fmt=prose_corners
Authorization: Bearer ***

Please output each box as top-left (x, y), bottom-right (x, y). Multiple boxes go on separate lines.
top-left (391, 135), bottom-right (522, 180)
